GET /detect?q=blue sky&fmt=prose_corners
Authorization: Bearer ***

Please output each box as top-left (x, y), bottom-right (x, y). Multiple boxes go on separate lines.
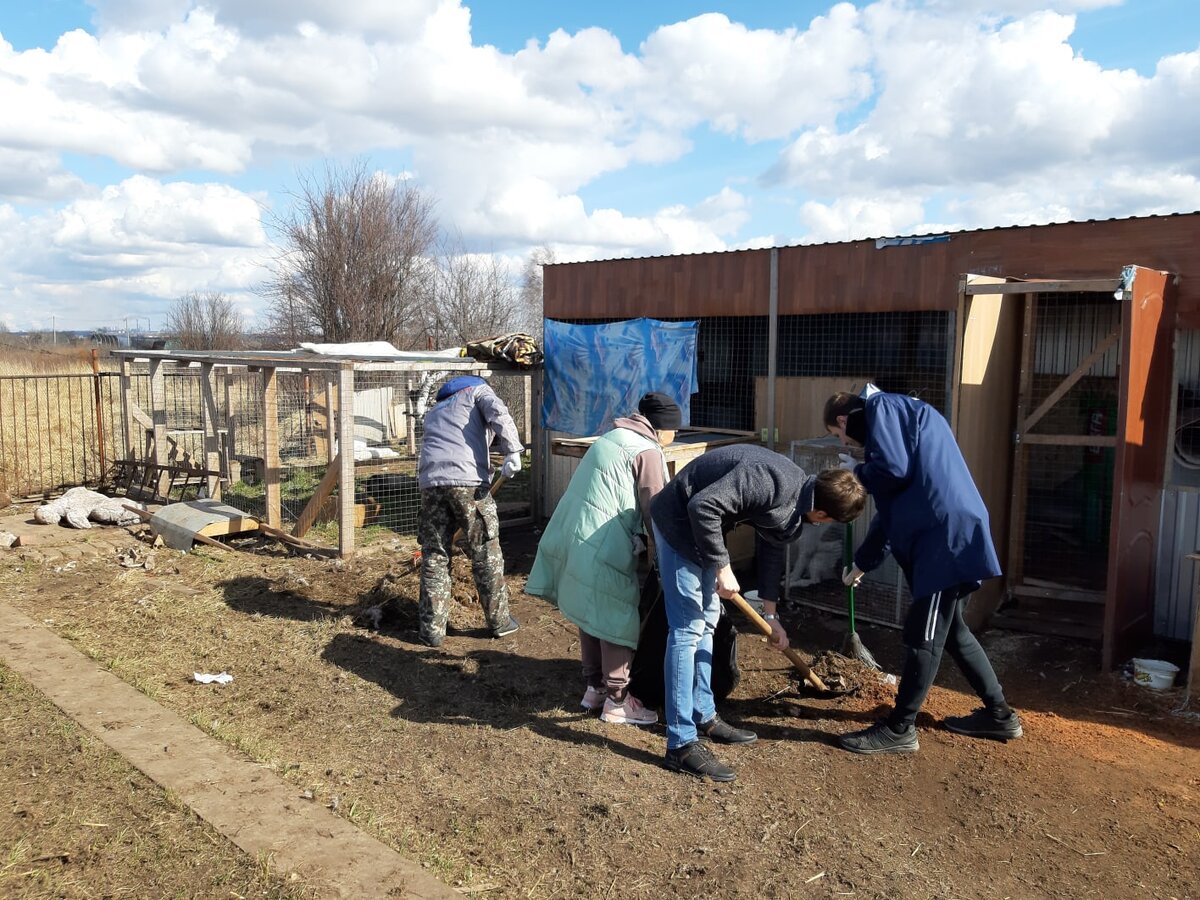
top-left (0, 0), bottom-right (1198, 332)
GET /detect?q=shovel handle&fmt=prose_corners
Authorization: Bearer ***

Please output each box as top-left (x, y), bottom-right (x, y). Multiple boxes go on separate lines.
top-left (725, 591), bottom-right (829, 692)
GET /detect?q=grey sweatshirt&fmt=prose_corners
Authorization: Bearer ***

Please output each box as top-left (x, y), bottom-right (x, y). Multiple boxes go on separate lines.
top-left (418, 382), bottom-right (523, 489)
top-left (650, 444), bottom-right (816, 602)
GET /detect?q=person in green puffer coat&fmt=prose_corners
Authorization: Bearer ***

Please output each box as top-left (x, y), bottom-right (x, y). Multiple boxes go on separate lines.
top-left (526, 392), bottom-right (682, 726)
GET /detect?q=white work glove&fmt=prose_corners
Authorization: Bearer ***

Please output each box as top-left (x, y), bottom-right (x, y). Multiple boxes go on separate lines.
top-left (837, 453), bottom-right (857, 471)
top-left (631, 533), bottom-right (647, 556)
top-left (842, 565), bottom-right (865, 588)
top-left (500, 452), bottom-right (522, 479)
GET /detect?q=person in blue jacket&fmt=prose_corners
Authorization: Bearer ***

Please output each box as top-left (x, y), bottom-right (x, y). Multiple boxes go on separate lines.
top-left (825, 385), bottom-right (1022, 755)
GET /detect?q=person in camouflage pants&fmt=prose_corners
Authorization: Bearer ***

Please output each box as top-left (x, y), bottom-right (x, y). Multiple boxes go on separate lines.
top-left (416, 374), bottom-right (523, 647)
top-left (418, 484), bottom-right (512, 643)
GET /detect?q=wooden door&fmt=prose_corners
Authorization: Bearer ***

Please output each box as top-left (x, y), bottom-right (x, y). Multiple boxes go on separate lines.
top-left (1102, 266), bottom-right (1175, 668)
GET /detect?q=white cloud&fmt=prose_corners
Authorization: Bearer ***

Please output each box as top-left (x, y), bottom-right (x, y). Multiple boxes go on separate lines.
top-left (764, 1), bottom-right (1200, 247)
top-left (0, 177), bottom-right (269, 330)
top-left (633, 6), bottom-right (873, 141)
top-left (797, 194), bottom-right (929, 243)
top-left (0, 0), bottom-right (1196, 328)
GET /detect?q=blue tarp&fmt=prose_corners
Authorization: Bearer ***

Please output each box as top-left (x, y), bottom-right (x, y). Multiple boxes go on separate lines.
top-left (541, 318), bottom-right (699, 436)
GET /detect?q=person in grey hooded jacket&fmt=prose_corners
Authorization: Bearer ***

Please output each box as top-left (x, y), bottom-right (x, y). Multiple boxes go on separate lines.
top-left (417, 375), bottom-right (523, 647)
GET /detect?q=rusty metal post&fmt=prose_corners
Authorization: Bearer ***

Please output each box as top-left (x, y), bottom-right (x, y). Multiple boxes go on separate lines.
top-left (90, 349), bottom-right (107, 480)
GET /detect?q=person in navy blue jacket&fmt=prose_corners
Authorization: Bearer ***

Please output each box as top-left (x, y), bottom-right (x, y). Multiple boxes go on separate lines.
top-left (825, 385), bottom-right (1022, 755)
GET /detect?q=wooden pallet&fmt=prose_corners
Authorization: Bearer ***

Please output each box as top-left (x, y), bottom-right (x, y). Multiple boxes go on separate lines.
top-left (104, 459), bottom-right (218, 503)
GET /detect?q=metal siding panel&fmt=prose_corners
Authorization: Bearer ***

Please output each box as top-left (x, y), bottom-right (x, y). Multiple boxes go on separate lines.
top-left (1156, 489), bottom-right (1200, 640)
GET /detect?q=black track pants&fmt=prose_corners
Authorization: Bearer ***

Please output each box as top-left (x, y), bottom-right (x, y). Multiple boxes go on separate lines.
top-left (887, 586), bottom-right (1007, 730)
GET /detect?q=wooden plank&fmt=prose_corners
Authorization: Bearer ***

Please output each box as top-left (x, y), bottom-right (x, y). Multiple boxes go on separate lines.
top-left (1010, 583), bottom-right (1107, 605)
top-left (148, 359), bottom-right (169, 497)
top-left (964, 278), bottom-right (1123, 295)
top-left (262, 367), bottom-right (281, 529)
top-left (337, 366), bottom-right (357, 557)
top-left (1006, 293), bottom-right (1036, 594)
top-left (551, 429), bottom-right (756, 460)
top-left (1020, 327), bottom-right (1120, 433)
top-left (989, 611), bottom-right (1102, 641)
top-left (1020, 434), bottom-right (1118, 447)
top-left (954, 275), bottom-right (1019, 627)
top-left (199, 364), bottom-right (222, 501)
top-left (291, 455), bottom-right (342, 539)
top-left (753, 377), bottom-right (874, 448)
top-left (119, 357), bottom-right (136, 461)
top-left (121, 505), bottom-right (234, 553)
top-left (196, 515), bottom-right (259, 538)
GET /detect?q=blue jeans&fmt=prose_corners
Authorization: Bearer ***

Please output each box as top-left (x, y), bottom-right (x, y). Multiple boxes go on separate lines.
top-left (654, 524), bottom-right (720, 750)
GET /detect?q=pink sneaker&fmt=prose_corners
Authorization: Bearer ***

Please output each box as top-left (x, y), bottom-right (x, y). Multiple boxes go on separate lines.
top-left (581, 685), bottom-right (606, 711)
top-left (600, 694), bottom-right (658, 726)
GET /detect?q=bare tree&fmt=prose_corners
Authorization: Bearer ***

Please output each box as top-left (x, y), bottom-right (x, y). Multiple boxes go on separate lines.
top-left (421, 234), bottom-right (518, 348)
top-left (265, 162), bottom-right (438, 347)
top-left (167, 291), bottom-right (244, 350)
top-left (518, 245), bottom-right (554, 339)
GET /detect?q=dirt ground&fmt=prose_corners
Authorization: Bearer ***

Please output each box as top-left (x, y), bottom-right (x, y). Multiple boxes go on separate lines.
top-left (1, 508), bottom-right (1198, 899)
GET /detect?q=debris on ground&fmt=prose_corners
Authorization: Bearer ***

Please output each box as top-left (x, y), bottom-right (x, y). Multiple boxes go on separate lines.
top-left (117, 547), bottom-right (157, 570)
top-left (35, 487), bottom-right (145, 529)
top-left (193, 672), bottom-right (234, 685)
top-left (0, 531), bottom-right (17, 549)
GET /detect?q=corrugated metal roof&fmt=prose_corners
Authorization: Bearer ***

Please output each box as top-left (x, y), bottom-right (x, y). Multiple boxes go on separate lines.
top-left (545, 210), bottom-right (1200, 268)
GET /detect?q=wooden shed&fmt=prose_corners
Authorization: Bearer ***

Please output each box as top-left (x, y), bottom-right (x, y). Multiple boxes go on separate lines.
top-left (543, 213), bottom-right (1200, 669)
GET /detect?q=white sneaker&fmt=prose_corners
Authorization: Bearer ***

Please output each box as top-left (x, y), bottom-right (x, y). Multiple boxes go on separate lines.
top-left (580, 685), bottom-right (606, 711)
top-left (600, 694), bottom-right (658, 726)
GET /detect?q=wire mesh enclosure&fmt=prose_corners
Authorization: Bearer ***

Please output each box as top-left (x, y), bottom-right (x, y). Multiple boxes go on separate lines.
top-left (1015, 293), bottom-right (1121, 594)
top-left (0, 369), bottom-right (123, 497)
top-left (109, 351), bottom-right (536, 555)
top-left (694, 311), bottom-right (951, 628)
top-left (785, 437), bottom-right (911, 628)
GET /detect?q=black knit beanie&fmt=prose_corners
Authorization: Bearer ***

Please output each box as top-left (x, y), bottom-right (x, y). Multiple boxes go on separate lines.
top-left (638, 392), bottom-right (683, 430)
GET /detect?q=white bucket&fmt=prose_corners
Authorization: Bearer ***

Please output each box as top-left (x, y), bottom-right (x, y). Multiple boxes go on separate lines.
top-left (1131, 658), bottom-right (1179, 691)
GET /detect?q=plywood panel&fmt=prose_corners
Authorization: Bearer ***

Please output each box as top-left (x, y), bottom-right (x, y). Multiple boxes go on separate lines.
top-left (954, 277), bottom-right (1022, 626)
top-left (753, 376), bottom-right (875, 448)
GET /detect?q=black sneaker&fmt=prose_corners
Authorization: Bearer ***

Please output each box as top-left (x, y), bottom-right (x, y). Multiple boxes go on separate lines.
top-left (698, 715), bottom-right (758, 745)
top-left (944, 708), bottom-right (1023, 741)
top-left (492, 616), bottom-right (520, 638)
top-left (839, 720), bottom-right (919, 755)
top-left (664, 742), bottom-right (736, 782)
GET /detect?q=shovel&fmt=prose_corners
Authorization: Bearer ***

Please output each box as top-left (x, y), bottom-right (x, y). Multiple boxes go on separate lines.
top-left (724, 590), bottom-right (839, 694)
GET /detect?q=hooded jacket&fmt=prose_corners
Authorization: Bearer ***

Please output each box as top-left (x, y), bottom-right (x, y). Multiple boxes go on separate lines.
top-left (418, 381), bottom-right (523, 489)
top-left (525, 414), bottom-right (668, 648)
top-left (852, 384), bottom-right (1001, 597)
top-left (650, 444), bottom-right (815, 602)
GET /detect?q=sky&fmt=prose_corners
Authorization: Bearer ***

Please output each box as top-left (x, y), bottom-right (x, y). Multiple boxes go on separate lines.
top-left (0, 0), bottom-right (1198, 333)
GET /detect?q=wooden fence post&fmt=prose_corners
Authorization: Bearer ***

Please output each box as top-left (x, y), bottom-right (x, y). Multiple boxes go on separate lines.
top-left (338, 364), bottom-right (356, 557)
top-left (262, 367), bottom-right (281, 528)
top-left (200, 363), bottom-right (222, 500)
top-left (148, 359), bottom-right (168, 497)
top-left (90, 349), bottom-right (107, 481)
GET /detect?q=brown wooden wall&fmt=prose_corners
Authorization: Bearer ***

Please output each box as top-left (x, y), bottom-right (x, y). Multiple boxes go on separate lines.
top-left (544, 214), bottom-right (1200, 327)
